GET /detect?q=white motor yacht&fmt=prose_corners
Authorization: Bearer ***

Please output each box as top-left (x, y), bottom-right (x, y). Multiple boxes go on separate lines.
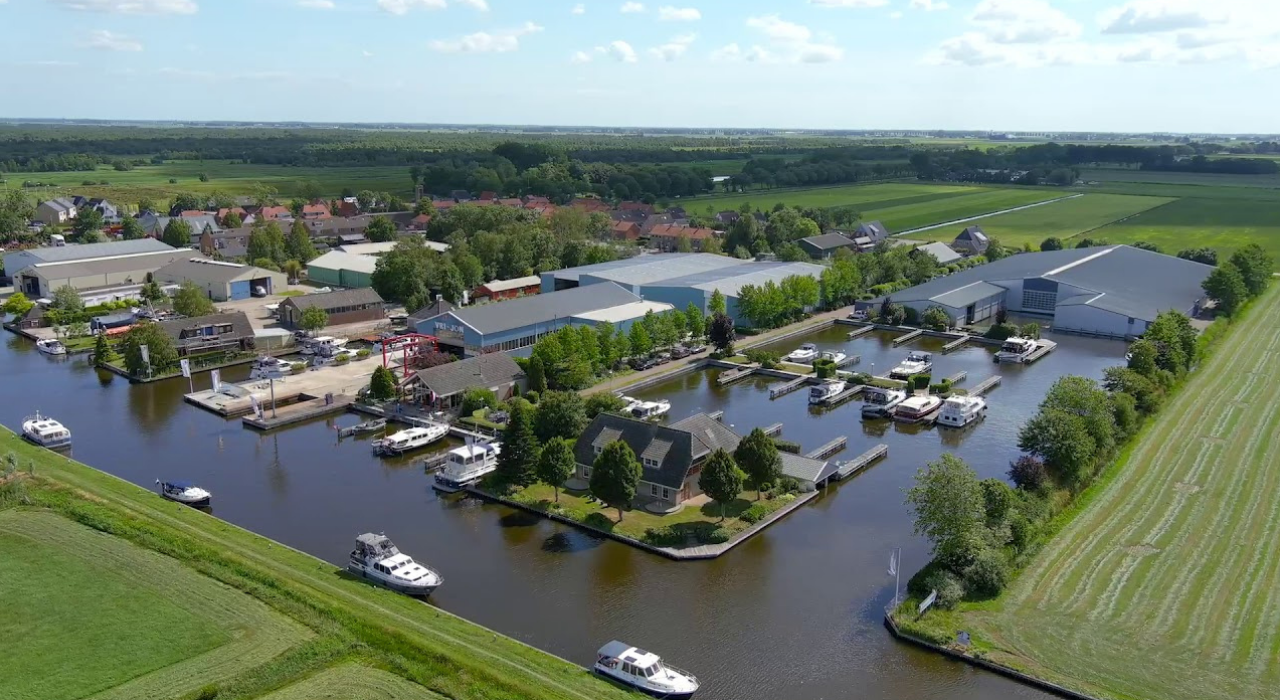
top-left (818, 350), bottom-right (847, 365)
top-left (995, 337), bottom-right (1038, 363)
top-left (594, 641), bottom-right (699, 699)
top-left (784, 343), bottom-right (819, 363)
top-left (35, 338), bottom-right (68, 356)
top-left (373, 424), bottom-right (448, 456)
top-left (156, 480), bottom-right (211, 506)
top-left (250, 356), bottom-right (293, 380)
top-left (301, 336), bottom-right (346, 356)
top-left (893, 394), bottom-right (944, 424)
top-left (630, 400), bottom-right (671, 420)
top-left (434, 442), bottom-right (501, 491)
top-left (348, 533), bottom-right (442, 596)
top-left (936, 395), bottom-right (987, 428)
top-left (861, 387), bottom-right (907, 418)
top-left (809, 379), bottom-right (847, 405)
top-left (311, 348), bottom-right (359, 367)
top-left (22, 411), bottom-right (71, 449)
top-left (889, 351), bottom-right (933, 379)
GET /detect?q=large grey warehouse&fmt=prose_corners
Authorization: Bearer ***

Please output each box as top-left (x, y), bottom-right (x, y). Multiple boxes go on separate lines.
top-left (5, 239), bottom-right (189, 301)
top-left (541, 253), bottom-right (825, 325)
top-left (867, 245), bottom-right (1212, 339)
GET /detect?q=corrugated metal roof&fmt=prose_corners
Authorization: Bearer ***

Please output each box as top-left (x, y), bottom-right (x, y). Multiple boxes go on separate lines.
top-left (651, 261), bottom-right (826, 297)
top-left (930, 281), bottom-right (1007, 309)
top-left (19, 239), bottom-right (176, 265)
top-left (915, 242), bottom-right (963, 265)
top-left (479, 275), bottom-right (542, 293)
top-left (155, 257), bottom-right (273, 284)
top-left (448, 283), bottom-right (640, 335)
top-left (546, 253), bottom-right (740, 283)
top-left (27, 249), bottom-right (190, 281)
top-left (307, 250), bottom-right (377, 275)
top-left (571, 300), bottom-right (675, 323)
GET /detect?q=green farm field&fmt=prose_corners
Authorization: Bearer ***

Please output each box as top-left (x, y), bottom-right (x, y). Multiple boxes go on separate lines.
top-left (861, 188), bottom-right (1061, 232)
top-left (1093, 198), bottom-right (1280, 264)
top-left (947, 286), bottom-right (1280, 700)
top-left (904, 193), bottom-right (1173, 248)
top-left (1079, 167), bottom-right (1280, 189)
top-left (675, 181), bottom-right (972, 213)
top-left (0, 427), bottom-right (634, 700)
top-left (4, 160), bottom-right (417, 202)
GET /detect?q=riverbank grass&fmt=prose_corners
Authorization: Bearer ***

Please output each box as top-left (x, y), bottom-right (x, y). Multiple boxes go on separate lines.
top-left (259, 663), bottom-right (443, 700)
top-left (895, 285), bottom-right (1280, 700)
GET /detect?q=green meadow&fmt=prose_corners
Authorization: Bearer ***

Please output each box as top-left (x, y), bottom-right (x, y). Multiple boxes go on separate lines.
top-left (1094, 198), bottom-right (1280, 263)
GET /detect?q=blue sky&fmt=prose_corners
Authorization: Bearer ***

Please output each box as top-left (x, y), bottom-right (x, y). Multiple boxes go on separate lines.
top-left (0, 0), bottom-right (1276, 132)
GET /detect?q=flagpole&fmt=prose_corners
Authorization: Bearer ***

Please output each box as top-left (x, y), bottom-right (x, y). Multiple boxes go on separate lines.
top-left (895, 546), bottom-right (901, 609)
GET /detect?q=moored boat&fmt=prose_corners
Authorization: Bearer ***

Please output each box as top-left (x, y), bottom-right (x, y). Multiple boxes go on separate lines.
top-left (339, 418), bottom-right (387, 438)
top-left (818, 350), bottom-right (847, 365)
top-left (433, 441), bottom-right (500, 491)
top-left (994, 337), bottom-right (1038, 363)
top-left (594, 640), bottom-right (699, 699)
top-left (808, 379), bottom-right (847, 405)
top-left (630, 399), bottom-right (671, 420)
top-left (893, 394), bottom-right (944, 423)
top-left (784, 343), bottom-right (819, 363)
top-left (156, 479), bottom-right (211, 506)
top-left (250, 356), bottom-right (293, 380)
top-left (936, 395), bottom-right (987, 428)
top-left (347, 532), bottom-right (442, 596)
top-left (373, 424), bottom-right (448, 456)
top-left (22, 411), bottom-right (71, 448)
top-left (35, 338), bottom-right (68, 355)
top-left (889, 351), bottom-right (933, 379)
top-left (861, 387), bottom-right (907, 418)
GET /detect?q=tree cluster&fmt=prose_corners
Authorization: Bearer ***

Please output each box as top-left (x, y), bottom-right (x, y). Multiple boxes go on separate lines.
top-left (1201, 244), bottom-right (1273, 316)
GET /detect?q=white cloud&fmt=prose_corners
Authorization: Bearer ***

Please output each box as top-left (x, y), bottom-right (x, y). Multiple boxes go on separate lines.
top-left (298, 0), bottom-right (334, 8)
top-left (649, 33), bottom-right (696, 60)
top-left (362, 49), bottom-right (374, 57)
top-left (740, 14), bottom-right (844, 63)
top-left (970, 0), bottom-right (1081, 44)
top-left (808, 0), bottom-right (887, 7)
top-left (711, 43), bottom-right (741, 61)
top-left (570, 50), bottom-right (593, 63)
top-left (80, 28), bottom-right (143, 51)
top-left (429, 21), bottom-right (543, 53)
top-left (455, 0), bottom-right (488, 10)
top-left (377, 0), bottom-right (444, 14)
top-left (910, 0), bottom-right (949, 11)
top-left (47, 0), bottom-right (197, 14)
top-left (571, 2), bottom-right (585, 14)
top-left (605, 40), bottom-right (638, 62)
top-left (657, 5), bottom-right (699, 21)
top-left (889, 10), bottom-right (903, 19)
top-left (620, 1), bottom-right (644, 13)
top-left (1099, 1), bottom-right (1223, 35)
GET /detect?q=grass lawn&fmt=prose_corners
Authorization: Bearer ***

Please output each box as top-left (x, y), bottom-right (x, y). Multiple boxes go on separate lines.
top-left (277, 290), bottom-right (306, 297)
top-left (919, 286), bottom-right (1280, 700)
top-left (672, 182), bottom-right (979, 214)
top-left (904, 193), bottom-right (1173, 249)
top-left (511, 482), bottom-right (785, 544)
top-left (1078, 167), bottom-right (1280, 190)
top-left (260, 663), bottom-right (443, 700)
top-left (862, 188), bottom-right (1061, 232)
top-left (1093, 197), bottom-right (1280, 267)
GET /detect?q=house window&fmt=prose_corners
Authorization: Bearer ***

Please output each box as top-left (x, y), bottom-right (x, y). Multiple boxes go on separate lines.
top-left (1128, 317), bottom-right (1136, 325)
top-left (662, 487), bottom-right (671, 500)
top-left (593, 445), bottom-right (603, 455)
top-left (582, 466), bottom-right (591, 478)
top-left (650, 484), bottom-right (658, 496)
top-left (643, 457), bottom-right (658, 468)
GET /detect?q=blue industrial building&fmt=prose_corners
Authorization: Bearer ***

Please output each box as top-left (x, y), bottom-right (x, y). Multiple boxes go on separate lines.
top-left (542, 253), bottom-right (826, 324)
top-left (414, 282), bottom-right (674, 357)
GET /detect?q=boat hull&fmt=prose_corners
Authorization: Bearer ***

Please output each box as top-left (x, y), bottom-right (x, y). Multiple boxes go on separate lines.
top-left (23, 433), bottom-right (71, 449)
top-left (348, 564), bottom-right (440, 596)
top-left (593, 669), bottom-right (696, 699)
top-left (937, 412), bottom-right (985, 428)
top-left (894, 408), bottom-right (941, 424)
top-left (161, 493), bottom-right (211, 507)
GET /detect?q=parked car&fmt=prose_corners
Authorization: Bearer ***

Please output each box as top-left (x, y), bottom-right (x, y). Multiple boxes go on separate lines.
top-left (686, 344), bottom-right (708, 354)
top-left (630, 357), bottom-right (658, 371)
top-left (670, 346), bottom-right (691, 359)
top-left (652, 352), bottom-right (671, 365)
top-left (848, 309), bottom-right (868, 320)
top-left (251, 285), bottom-right (267, 297)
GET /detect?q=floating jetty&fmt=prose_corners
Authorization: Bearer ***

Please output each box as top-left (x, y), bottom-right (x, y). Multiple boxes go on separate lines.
top-left (892, 329), bottom-right (923, 346)
top-left (1024, 339), bottom-right (1057, 363)
top-left (422, 450), bottom-right (452, 472)
top-left (942, 335), bottom-right (971, 353)
top-left (816, 383), bottom-right (865, 407)
top-left (770, 376), bottom-right (810, 400)
top-left (717, 365), bottom-right (758, 386)
top-left (830, 444), bottom-right (889, 482)
top-left (946, 371), bottom-right (967, 385)
top-left (846, 325), bottom-right (875, 340)
top-left (709, 410), bottom-right (725, 422)
top-left (763, 422), bottom-right (783, 437)
top-left (242, 395), bottom-right (353, 431)
top-left (970, 375), bottom-right (1003, 396)
top-left (806, 436), bottom-right (848, 460)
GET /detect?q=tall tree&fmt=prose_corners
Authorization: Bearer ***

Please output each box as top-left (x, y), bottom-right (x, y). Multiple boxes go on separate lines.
top-left (300, 306), bottom-right (329, 333)
top-left (628, 320), bottom-right (652, 357)
top-left (527, 355), bottom-right (547, 393)
top-left (589, 440), bottom-right (642, 522)
top-left (684, 302), bottom-right (705, 342)
top-left (221, 210), bottom-right (243, 228)
top-left (120, 321), bottom-right (178, 377)
top-left (172, 281), bottom-right (215, 317)
top-left (699, 448), bottom-right (744, 520)
top-left (1202, 263), bottom-right (1248, 315)
top-left (536, 437), bottom-right (577, 503)
top-left (366, 215), bottom-right (397, 243)
top-left (162, 218), bottom-right (193, 248)
top-left (119, 216), bottom-right (146, 240)
top-left (51, 285), bottom-right (84, 313)
top-left (905, 454), bottom-right (989, 569)
top-left (1229, 244), bottom-right (1273, 297)
top-left (286, 219), bottom-right (317, 262)
top-left (532, 390), bottom-right (587, 443)
top-left (709, 289), bottom-right (727, 316)
top-left (734, 428), bottom-right (782, 498)
top-left (72, 207), bottom-right (104, 239)
top-left (496, 399), bottom-right (539, 487)
top-left (247, 221), bottom-right (287, 266)
top-left (709, 312), bottom-right (735, 354)
top-left (369, 365), bottom-right (398, 401)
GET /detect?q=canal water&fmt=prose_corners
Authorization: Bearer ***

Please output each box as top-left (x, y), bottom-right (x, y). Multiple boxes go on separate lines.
top-left (0, 325), bottom-right (1125, 700)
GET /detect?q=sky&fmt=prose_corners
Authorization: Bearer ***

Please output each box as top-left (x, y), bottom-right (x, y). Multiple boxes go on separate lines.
top-left (0, 0), bottom-right (1276, 133)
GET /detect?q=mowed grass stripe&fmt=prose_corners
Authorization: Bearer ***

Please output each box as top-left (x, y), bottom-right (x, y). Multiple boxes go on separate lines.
top-left (259, 663), bottom-right (443, 700)
top-left (1092, 198), bottom-right (1280, 270)
top-left (667, 182), bottom-right (978, 213)
top-left (0, 510), bottom-right (310, 700)
top-left (972, 286), bottom-right (1280, 700)
top-left (863, 188), bottom-right (1059, 232)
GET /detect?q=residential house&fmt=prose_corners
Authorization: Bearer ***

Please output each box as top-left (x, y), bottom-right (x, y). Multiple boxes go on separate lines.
top-left (619, 201), bottom-right (655, 216)
top-left (610, 220), bottom-right (641, 242)
top-left (478, 191), bottom-right (498, 201)
top-left (179, 210), bottom-right (208, 218)
top-left (252, 205), bottom-right (292, 222)
top-left (472, 275), bottom-right (541, 303)
top-left (798, 233), bottom-right (859, 259)
top-left (498, 198), bottom-right (523, 208)
top-left (570, 197), bottom-right (610, 213)
top-left (574, 412), bottom-right (832, 510)
top-left (715, 210), bottom-right (742, 226)
top-left (851, 221), bottom-right (891, 251)
top-left (408, 213), bottom-right (432, 231)
top-left (278, 288), bottom-right (385, 329)
top-left (911, 241), bottom-right (963, 265)
top-left (141, 214), bottom-right (221, 242)
top-left (200, 226), bottom-right (252, 259)
top-left (952, 225), bottom-right (990, 256)
top-left (300, 203), bottom-right (331, 221)
top-left (85, 198), bottom-right (121, 224)
top-left (647, 224), bottom-right (718, 252)
top-left (335, 200), bottom-right (360, 218)
top-left (216, 207), bottom-right (249, 225)
top-left (34, 198), bottom-right (77, 226)
top-left (158, 311), bottom-right (256, 357)
top-left (403, 353), bottom-right (525, 411)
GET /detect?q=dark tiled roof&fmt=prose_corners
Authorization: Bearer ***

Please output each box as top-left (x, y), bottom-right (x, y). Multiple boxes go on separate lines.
top-left (406, 298), bottom-right (454, 325)
top-left (410, 353), bottom-right (523, 399)
top-left (157, 311), bottom-right (254, 345)
top-left (799, 233), bottom-right (858, 251)
top-left (281, 287), bottom-right (384, 313)
top-left (575, 412), bottom-right (697, 490)
top-left (854, 221), bottom-right (890, 241)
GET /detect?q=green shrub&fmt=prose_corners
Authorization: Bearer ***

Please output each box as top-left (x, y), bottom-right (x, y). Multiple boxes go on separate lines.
top-left (583, 512), bottom-right (616, 530)
top-left (813, 358), bottom-right (837, 378)
top-left (699, 527), bottom-right (733, 544)
top-left (335, 354), bottom-right (350, 364)
top-left (356, 348), bottom-right (371, 358)
top-left (772, 439), bottom-right (801, 454)
top-left (194, 684), bottom-right (220, 700)
top-left (745, 349), bottom-right (781, 369)
top-left (984, 322), bottom-right (1019, 340)
top-left (963, 548), bottom-right (1010, 599)
top-left (739, 503), bottom-right (770, 524)
top-left (524, 390), bottom-right (539, 405)
top-left (777, 476), bottom-right (801, 494)
top-left (776, 492), bottom-right (797, 503)
top-left (902, 306), bottom-right (920, 325)
top-left (847, 372), bottom-right (872, 385)
top-left (290, 362), bottom-right (306, 374)
top-left (928, 379), bottom-right (953, 395)
top-left (909, 374), bottom-right (932, 392)
top-left (923, 568), bottom-right (966, 610)
top-left (642, 526), bottom-right (685, 546)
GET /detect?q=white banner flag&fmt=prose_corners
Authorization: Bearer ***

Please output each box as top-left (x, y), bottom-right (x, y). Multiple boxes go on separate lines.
top-left (139, 344), bottom-right (150, 369)
top-left (888, 550), bottom-right (898, 578)
top-left (210, 369), bottom-right (221, 392)
top-left (249, 394), bottom-right (263, 419)
top-left (918, 589), bottom-right (938, 615)
top-left (180, 359), bottom-right (191, 378)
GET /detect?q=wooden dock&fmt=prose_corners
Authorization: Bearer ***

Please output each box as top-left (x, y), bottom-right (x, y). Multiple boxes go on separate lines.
top-left (1024, 339), bottom-right (1057, 363)
top-left (770, 376), bottom-right (810, 400)
top-left (946, 371), bottom-right (967, 385)
top-left (970, 375), bottom-right (1003, 396)
top-left (806, 436), bottom-right (848, 460)
top-left (830, 444), bottom-right (888, 482)
top-left (846, 325), bottom-right (875, 340)
top-left (242, 395), bottom-right (353, 431)
top-left (892, 329), bottom-right (923, 346)
top-left (763, 422), bottom-right (783, 437)
top-left (717, 365), bottom-right (758, 385)
top-left (709, 410), bottom-right (724, 422)
top-left (422, 450), bottom-right (452, 472)
top-left (942, 335), bottom-right (971, 353)
top-left (818, 383), bottom-right (865, 407)
top-left (835, 354), bottom-right (860, 368)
